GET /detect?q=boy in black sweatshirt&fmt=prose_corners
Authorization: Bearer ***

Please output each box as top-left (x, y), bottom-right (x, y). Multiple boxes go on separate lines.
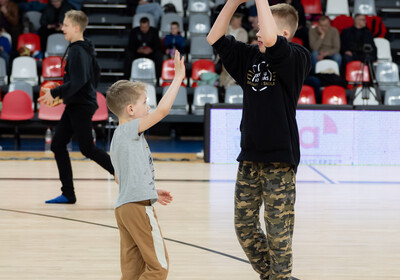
top-left (207, 1), bottom-right (310, 279)
top-left (39, 10), bottom-right (114, 204)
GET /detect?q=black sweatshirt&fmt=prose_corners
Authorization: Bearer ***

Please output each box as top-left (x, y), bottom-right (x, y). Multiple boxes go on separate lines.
top-left (213, 35), bottom-right (311, 171)
top-left (51, 39), bottom-right (98, 109)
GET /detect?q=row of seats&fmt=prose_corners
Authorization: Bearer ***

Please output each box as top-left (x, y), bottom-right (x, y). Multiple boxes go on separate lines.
top-left (0, 90), bottom-right (108, 122)
top-left (301, 0), bottom-right (383, 16)
top-left (15, 33), bottom-right (68, 58)
top-left (0, 56), bottom-right (63, 87)
top-left (299, 84), bottom-right (400, 105)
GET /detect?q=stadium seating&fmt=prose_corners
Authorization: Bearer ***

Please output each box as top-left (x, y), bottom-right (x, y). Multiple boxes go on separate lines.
top-left (353, 0), bottom-right (377, 15)
top-left (0, 57), bottom-right (7, 85)
top-left (374, 38), bottom-right (392, 62)
top-left (0, 90), bottom-right (34, 120)
top-left (17, 33), bottom-right (41, 54)
top-left (315, 59), bottom-right (340, 75)
top-left (298, 85), bottom-right (316, 104)
top-left (322, 86), bottom-right (347, 104)
top-left (384, 87), bottom-right (400, 105)
top-left (325, 0), bottom-right (350, 17)
top-left (92, 92), bottom-right (108, 121)
top-left (162, 85), bottom-right (189, 114)
top-left (191, 85), bottom-right (219, 114)
top-left (10, 57), bottom-right (38, 86)
top-left (45, 34), bottom-right (69, 57)
top-left (190, 59), bottom-right (215, 87)
top-left (225, 85), bottom-right (243, 104)
top-left (130, 58), bottom-right (157, 85)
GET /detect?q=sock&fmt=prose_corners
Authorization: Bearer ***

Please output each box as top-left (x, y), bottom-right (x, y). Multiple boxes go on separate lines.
top-left (45, 195), bottom-right (76, 204)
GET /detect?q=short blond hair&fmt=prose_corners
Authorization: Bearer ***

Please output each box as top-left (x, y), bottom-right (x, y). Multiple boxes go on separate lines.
top-left (65, 10), bottom-right (88, 32)
top-left (270, 3), bottom-right (298, 40)
top-left (106, 80), bottom-right (147, 117)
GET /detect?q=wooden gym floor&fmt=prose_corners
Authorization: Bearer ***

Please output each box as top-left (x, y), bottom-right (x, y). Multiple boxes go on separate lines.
top-left (0, 152), bottom-right (400, 279)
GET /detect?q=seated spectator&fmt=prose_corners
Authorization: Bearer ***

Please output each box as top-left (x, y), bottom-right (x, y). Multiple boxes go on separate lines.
top-left (227, 13), bottom-right (248, 43)
top-left (125, 17), bottom-right (163, 79)
top-left (37, 0), bottom-right (73, 51)
top-left (309, 15), bottom-right (341, 73)
top-left (0, 29), bottom-right (11, 70)
top-left (136, 0), bottom-right (163, 27)
top-left (163, 21), bottom-right (185, 58)
top-left (341, 14), bottom-right (377, 71)
top-left (0, 0), bottom-right (20, 48)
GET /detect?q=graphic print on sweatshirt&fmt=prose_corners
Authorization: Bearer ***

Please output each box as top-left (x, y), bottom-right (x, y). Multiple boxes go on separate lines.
top-left (246, 61), bottom-right (276, 92)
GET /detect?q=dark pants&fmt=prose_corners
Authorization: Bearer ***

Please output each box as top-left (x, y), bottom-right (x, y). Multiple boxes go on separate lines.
top-left (51, 104), bottom-right (114, 200)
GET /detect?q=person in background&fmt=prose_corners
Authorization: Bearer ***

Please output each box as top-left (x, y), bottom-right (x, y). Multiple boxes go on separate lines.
top-left (0, 0), bottom-right (19, 49)
top-left (341, 14), bottom-right (377, 71)
top-left (125, 17), bottom-right (163, 80)
top-left (38, 0), bottom-right (73, 51)
top-left (163, 21), bottom-right (185, 58)
top-left (309, 15), bottom-right (341, 73)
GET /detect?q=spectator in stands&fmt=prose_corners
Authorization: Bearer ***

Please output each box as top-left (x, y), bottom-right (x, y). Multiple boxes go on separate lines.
top-left (309, 15), bottom-right (341, 73)
top-left (163, 21), bottom-right (185, 58)
top-left (135, 0), bottom-right (163, 27)
top-left (38, 0), bottom-right (74, 51)
top-left (212, 0), bottom-right (250, 30)
top-left (340, 14), bottom-right (377, 71)
top-left (0, 0), bottom-right (20, 48)
top-left (0, 29), bottom-right (11, 70)
top-left (220, 13), bottom-right (248, 89)
top-left (125, 17), bottom-right (163, 80)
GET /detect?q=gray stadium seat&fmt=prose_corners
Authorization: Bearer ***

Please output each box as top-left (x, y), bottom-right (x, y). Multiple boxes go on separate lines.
top-left (191, 85), bottom-right (219, 114)
top-left (0, 57), bottom-right (7, 85)
top-left (376, 62), bottom-right (399, 91)
top-left (224, 85), bottom-right (243, 104)
top-left (130, 58), bottom-right (157, 85)
top-left (189, 36), bottom-right (214, 62)
top-left (162, 86), bottom-right (189, 114)
top-left (10, 56), bottom-right (38, 86)
top-left (24, 11), bottom-right (42, 32)
top-left (187, 0), bottom-right (210, 15)
top-left (145, 83), bottom-right (157, 111)
top-left (188, 14), bottom-right (210, 38)
top-left (384, 87), bottom-right (400, 105)
top-left (8, 81), bottom-right (33, 101)
top-left (45, 33), bottom-right (69, 57)
top-left (353, 0), bottom-right (377, 15)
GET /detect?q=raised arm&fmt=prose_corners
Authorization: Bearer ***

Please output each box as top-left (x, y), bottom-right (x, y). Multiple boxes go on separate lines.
top-left (207, 0), bottom-right (246, 45)
top-left (138, 50), bottom-right (185, 133)
top-left (255, 0), bottom-right (279, 47)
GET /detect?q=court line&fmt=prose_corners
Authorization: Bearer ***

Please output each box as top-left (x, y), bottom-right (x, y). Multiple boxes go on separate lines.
top-left (0, 177), bottom-right (326, 184)
top-left (308, 165), bottom-right (335, 184)
top-left (0, 208), bottom-right (250, 264)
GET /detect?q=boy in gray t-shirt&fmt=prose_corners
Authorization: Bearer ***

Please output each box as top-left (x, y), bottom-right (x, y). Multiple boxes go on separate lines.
top-left (106, 50), bottom-right (185, 279)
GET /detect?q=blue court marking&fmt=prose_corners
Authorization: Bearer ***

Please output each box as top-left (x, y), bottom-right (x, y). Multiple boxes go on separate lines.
top-left (308, 165), bottom-right (335, 184)
top-left (338, 181), bottom-right (400, 185)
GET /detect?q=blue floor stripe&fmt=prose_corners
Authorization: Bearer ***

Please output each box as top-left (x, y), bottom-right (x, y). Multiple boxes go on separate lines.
top-left (338, 181), bottom-right (400, 185)
top-left (308, 165), bottom-right (335, 184)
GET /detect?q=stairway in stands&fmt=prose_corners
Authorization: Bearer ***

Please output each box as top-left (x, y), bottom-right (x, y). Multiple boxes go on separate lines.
top-left (82, 0), bottom-right (132, 93)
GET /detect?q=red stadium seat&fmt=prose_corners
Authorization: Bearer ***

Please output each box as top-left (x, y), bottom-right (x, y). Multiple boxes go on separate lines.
top-left (291, 37), bottom-right (303, 45)
top-left (38, 102), bottom-right (66, 121)
top-left (0, 90), bottom-right (34, 120)
top-left (301, 0), bottom-right (322, 14)
top-left (322, 85), bottom-right (347, 105)
top-left (92, 92), bottom-right (108, 121)
top-left (298, 85), bottom-right (316, 104)
top-left (42, 56), bottom-right (63, 80)
top-left (331, 15), bottom-right (354, 34)
top-left (191, 59), bottom-right (215, 88)
top-left (160, 59), bottom-right (186, 87)
top-left (17, 33), bottom-right (41, 54)
top-left (345, 61), bottom-right (370, 88)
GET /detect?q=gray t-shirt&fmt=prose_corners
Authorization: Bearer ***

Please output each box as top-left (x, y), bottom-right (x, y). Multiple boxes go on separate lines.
top-left (110, 119), bottom-right (158, 208)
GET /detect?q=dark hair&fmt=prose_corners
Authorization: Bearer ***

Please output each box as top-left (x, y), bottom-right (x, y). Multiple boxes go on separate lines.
top-left (140, 17), bottom-right (149, 24)
top-left (171, 21), bottom-right (179, 28)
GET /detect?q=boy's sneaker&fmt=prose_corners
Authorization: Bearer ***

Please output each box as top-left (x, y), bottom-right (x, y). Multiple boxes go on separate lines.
top-left (45, 194), bottom-right (76, 204)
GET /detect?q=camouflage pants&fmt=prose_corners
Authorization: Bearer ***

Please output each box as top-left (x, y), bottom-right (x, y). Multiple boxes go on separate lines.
top-left (234, 161), bottom-right (296, 280)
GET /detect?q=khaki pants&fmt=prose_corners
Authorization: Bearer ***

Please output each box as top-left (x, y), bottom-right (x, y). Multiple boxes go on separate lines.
top-left (115, 201), bottom-right (169, 280)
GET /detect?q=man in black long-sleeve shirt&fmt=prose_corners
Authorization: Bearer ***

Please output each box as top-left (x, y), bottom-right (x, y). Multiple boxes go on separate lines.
top-left (341, 14), bottom-right (377, 71)
top-left (39, 10), bottom-right (114, 204)
top-left (124, 17), bottom-right (163, 79)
